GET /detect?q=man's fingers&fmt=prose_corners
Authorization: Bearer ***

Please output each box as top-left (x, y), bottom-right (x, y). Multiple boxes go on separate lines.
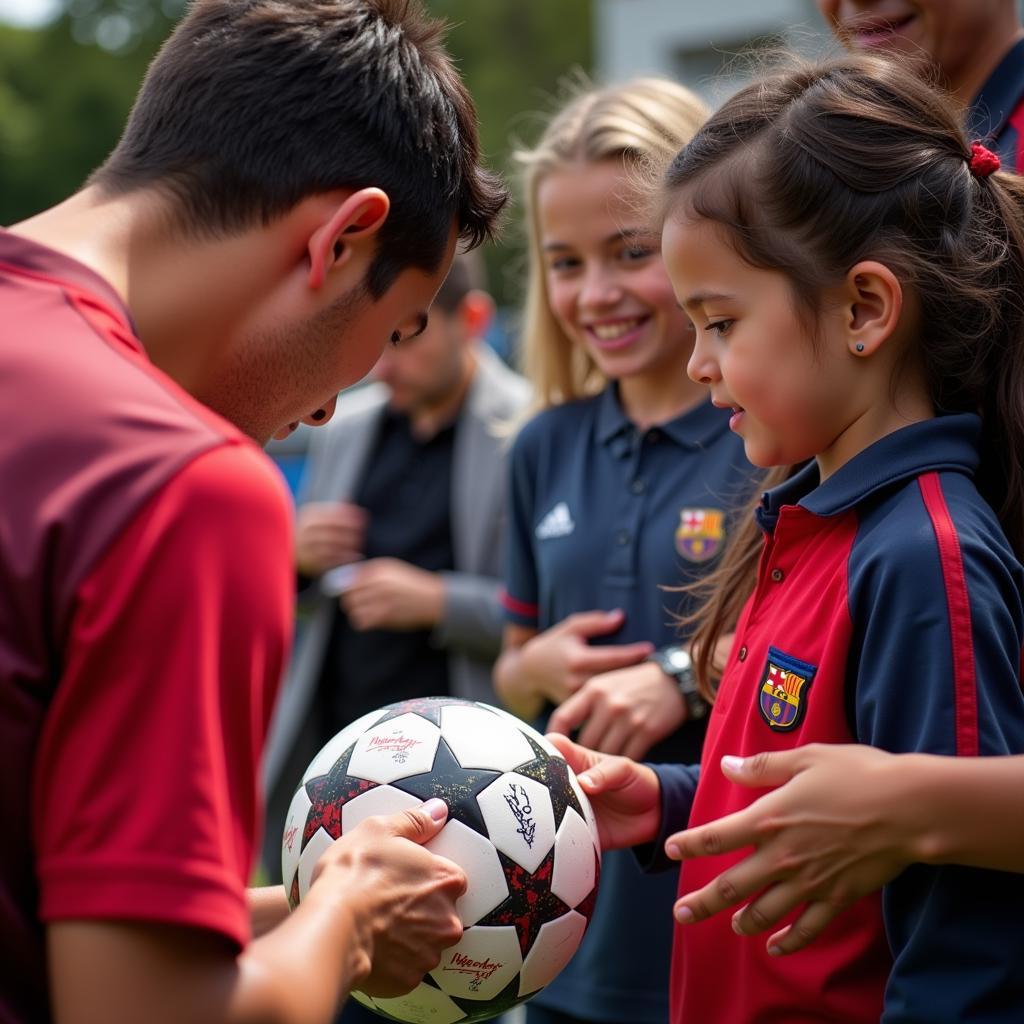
top-left (549, 689), bottom-right (595, 736)
top-left (730, 877), bottom-right (809, 937)
top-left (576, 703), bottom-right (618, 753)
top-left (575, 642), bottom-right (654, 675)
top-left (387, 798), bottom-right (450, 843)
top-left (766, 899), bottom-right (843, 956)
top-left (562, 609), bottom-right (625, 638)
top-left (665, 804), bottom-right (762, 863)
top-left (670, 846), bottom-right (780, 925)
top-left (719, 747), bottom-right (815, 789)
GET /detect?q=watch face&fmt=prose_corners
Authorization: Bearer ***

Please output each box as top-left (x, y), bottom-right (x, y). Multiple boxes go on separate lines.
top-left (666, 648), bottom-right (691, 671)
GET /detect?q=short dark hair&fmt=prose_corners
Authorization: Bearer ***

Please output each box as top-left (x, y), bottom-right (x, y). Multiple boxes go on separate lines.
top-left (90, 0), bottom-right (507, 296)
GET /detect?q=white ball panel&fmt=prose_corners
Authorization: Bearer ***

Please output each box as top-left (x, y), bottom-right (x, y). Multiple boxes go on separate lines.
top-left (518, 910), bottom-right (587, 996)
top-left (348, 713), bottom-right (441, 784)
top-left (366, 982), bottom-right (468, 1023)
top-left (297, 826), bottom-right (334, 901)
top-left (478, 773), bottom-right (556, 873)
top-left (301, 709), bottom-right (386, 784)
top-left (430, 926), bottom-right (523, 1001)
top-left (441, 705), bottom-right (534, 770)
top-left (551, 808), bottom-right (597, 908)
top-left (480, 704), bottom-right (557, 751)
top-left (341, 785), bottom-right (423, 833)
top-left (281, 784), bottom-right (312, 895)
top-left (426, 820), bottom-right (509, 925)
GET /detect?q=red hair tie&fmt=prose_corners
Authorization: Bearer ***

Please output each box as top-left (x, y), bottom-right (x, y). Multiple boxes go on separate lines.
top-left (968, 142), bottom-right (1000, 178)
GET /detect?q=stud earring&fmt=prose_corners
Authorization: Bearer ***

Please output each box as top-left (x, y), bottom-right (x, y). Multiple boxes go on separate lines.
top-left (854, 342), bottom-right (865, 353)
top-left (311, 408), bottom-right (327, 421)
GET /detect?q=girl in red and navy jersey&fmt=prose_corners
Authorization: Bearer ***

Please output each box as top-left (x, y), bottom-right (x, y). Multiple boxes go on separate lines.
top-left (553, 53), bottom-right (1024, 1024)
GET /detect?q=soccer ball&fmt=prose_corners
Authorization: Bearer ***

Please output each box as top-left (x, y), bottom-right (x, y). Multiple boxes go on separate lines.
top-left (281, 696), bottom-right (602, 1023)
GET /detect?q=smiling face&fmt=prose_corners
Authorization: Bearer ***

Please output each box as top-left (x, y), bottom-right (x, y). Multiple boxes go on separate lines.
top-left (536, 159), bottom-right (696, 384)
top-left (662, 213), bottom-right (857, 469)
top-left (816, 0), bottom-right (1018, 95)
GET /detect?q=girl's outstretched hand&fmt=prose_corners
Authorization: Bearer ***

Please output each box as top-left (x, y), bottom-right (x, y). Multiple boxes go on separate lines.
top-left (546, 733), bottom-right (662, 851)
top-left (665, 744), bottom-right (916, 956)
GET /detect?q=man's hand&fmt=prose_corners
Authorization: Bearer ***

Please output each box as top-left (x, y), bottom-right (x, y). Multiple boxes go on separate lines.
top-left (295, 502), bottom-right (367, 577)
top-left (311, 799), bottom-right (466, 997)
top-left (545, 733), bottom-right (662, 851)
top-left (549, 660), bottom-right (686, 759)
top-left (515, 610), bottom-right (654, 708)
top-left (341, 558), bottom-right (445, 632)
top-left (665, 744), bottom-right (912, 956)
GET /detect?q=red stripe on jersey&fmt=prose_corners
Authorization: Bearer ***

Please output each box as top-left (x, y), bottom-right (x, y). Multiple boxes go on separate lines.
top-left (501, 590), bottom-right (539, 618)
top-left (918, 472), bottom-right (978, 756)
top-left (1009, 99), bottom-right (1024, 175)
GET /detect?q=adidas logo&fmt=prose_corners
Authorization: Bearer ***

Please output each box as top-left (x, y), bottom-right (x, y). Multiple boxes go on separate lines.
top-left (536, 502), bottom-right (575, 540)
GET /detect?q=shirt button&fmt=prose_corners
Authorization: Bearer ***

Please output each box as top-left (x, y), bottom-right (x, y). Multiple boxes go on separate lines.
top-left (631, 479), bottom-right (646, 495)
top-left (738, 645), bottom-right (748, 661)
top-left (646, 429), bottom-right (661, 444)
top-left (771, 568), bottom-right (784, 582)
top-left (617, 529), bottom-right (631, 546)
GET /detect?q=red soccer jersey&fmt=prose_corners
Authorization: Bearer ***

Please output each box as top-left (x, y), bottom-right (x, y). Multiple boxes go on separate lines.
top-left (666, 416), bottom-right (1024, 1023)
top-left (0, 231), bottom-right (293, 1023)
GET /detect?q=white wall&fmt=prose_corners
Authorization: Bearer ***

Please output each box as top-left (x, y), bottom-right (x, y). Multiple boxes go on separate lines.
top-left (596, 0), bottom-right (855, 104)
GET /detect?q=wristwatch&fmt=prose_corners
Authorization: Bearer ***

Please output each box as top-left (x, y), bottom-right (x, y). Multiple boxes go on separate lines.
top-left (648, 646), bottom-right (709, 720)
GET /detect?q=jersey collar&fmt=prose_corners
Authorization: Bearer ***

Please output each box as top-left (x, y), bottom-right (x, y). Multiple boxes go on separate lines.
top-left (969, 37), bottom-right (1024, 146)
top-left (596, 382), bottom-right (731, 452)
top-left (0, 228), bottom-right (135, 338)
top-left (758, 413), bottom-right (982, 528)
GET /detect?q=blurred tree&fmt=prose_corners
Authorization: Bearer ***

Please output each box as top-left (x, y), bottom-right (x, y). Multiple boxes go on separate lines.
top-left (0, 2), bottom-right (181, 224)
top-left (0, 0), bottom-right (591, 311)
top-left (429, 0), bottom-right (592, 311)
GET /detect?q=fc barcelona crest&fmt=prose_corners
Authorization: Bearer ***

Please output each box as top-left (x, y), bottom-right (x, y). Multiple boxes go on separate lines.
top-left (675, 507), bottom-right (725, 563)
top-left (757, 647), bottom-right (818, 731)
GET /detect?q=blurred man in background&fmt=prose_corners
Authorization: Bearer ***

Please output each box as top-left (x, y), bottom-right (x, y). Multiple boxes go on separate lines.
top-left (818, 0), bottom-right (1024, 169)
top-left (262, 254), bottom-right (530, 910)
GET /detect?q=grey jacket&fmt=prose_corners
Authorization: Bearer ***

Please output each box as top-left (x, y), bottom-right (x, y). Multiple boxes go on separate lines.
top-left (261, 346), bottom-right (530, 850)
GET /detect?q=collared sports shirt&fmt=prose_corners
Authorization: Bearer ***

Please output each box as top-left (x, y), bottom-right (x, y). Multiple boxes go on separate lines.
top-left (503, 385), bottom-right (756, 1024)
top-left (653, 414), bottom-right (1024, 1024)
top-left (0, 231), bottom-right (293, 1022)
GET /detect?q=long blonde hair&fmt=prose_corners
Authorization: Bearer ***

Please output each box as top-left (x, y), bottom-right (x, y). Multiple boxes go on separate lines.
top-left (515, 77), bottom-right (709, 409)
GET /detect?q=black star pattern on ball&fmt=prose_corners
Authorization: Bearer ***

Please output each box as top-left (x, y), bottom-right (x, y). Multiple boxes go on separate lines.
top-left (390, 737), bottom-right (500, 835)
top-left (476, 849), bottom-right (571, 958)
top-left (301, 744), bottom-right (378, 850)
top-left (512, 735), bottom-right (585, 830)
top-left (371, 695), bottom-right (477, 729)
top-left (451, 973), bottom-right (529, 1022)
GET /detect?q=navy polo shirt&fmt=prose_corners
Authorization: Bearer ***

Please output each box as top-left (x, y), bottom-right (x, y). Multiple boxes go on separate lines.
top-left (503, 384), bottom-right (755, 1024)
top-left (969, 37), bottom-right (1024, 172)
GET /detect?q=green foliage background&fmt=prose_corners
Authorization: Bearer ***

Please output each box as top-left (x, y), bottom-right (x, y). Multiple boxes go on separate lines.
top-left (0, 0), bottom-right (592, 306)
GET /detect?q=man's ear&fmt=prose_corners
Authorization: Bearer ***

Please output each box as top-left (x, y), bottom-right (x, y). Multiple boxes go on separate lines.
top-left (458, 289), bottom-right (495, 342)
top-left (308, 188), bottom-right (390, 290)
top-left (844, 260), bottom-right (903, 358)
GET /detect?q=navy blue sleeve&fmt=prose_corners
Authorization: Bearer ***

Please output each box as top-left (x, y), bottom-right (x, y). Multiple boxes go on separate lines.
top-left (633, 763), bottom-right (701, 873)
top-left (502, 418), bottom-right (541, 628)
top-left (848, 474), bottom-right (1024, 1022)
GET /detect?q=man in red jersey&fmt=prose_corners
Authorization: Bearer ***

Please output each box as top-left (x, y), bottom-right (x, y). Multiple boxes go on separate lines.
top-left (0, 2), bottom-right (506, 1022)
